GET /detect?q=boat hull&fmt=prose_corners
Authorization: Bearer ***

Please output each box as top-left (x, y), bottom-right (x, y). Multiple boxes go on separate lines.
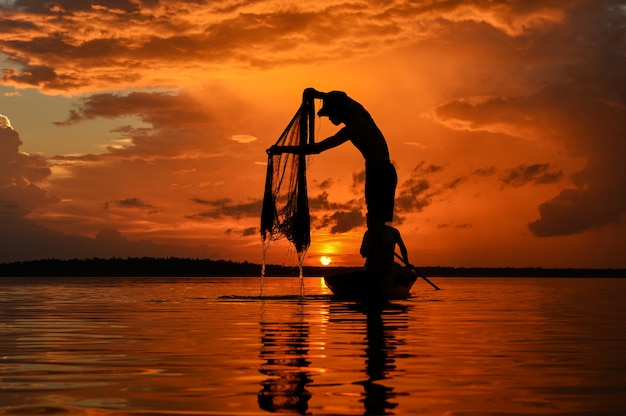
top-left (324, 266), bottom-right (417, 301)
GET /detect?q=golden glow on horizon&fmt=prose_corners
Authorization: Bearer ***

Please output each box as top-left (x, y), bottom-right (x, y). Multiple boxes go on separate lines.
top-left (320, 256), bottom-right (332, 266)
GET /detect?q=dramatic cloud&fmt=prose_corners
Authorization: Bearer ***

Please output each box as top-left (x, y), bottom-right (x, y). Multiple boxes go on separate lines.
top-left (188, 197), bottom-right (262, 221)
top-left (308, 191), bottom-right (365, 233)
top-left (317, 209), bottom-right (365, 234)
top-left (0, 117), bottom-right (56, 217)
top-left (230, 134), bottom-right (257, 144)
top-left (0, 113), bottom-right (12, 128)
top-left (395, 162), bottom-right (449, 214)
top-left (0, 120), bottom-right (205, 262)
top-left (433, 79), bottom-right (626, 237)
top-left (107, 197), bottom-right (161, 214)
top-left (500, 164), bottom-right (563, 188)
top-left (0, 0), bottom-right (576, 93)
top-left (309, 191), bottom-right (360, 212)
top-left (241, 226), bottom-right (257, 237)
top-left (50, 86), bottom-right (271, 161)
top-left (430, 1), bottom-right (626, 238)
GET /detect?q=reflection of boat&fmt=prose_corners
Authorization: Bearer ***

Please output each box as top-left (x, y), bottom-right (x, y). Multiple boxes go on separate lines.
top-left (324, 264), bottom-right (417, 301)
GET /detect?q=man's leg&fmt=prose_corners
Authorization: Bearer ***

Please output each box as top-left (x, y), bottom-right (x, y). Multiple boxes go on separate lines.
top-left (365, 214), bottom-right (388, 274)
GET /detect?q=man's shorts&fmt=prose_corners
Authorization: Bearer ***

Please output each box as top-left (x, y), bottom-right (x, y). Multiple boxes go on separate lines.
top-left (365, 162), bottom-right (397, 222)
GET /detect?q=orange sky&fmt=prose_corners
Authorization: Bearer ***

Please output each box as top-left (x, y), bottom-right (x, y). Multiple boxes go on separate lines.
top-left (1, 0), bottom-right (625, 268)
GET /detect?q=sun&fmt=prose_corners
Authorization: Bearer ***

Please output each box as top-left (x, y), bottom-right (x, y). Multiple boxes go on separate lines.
top-left (320, 256), bottom-right (332, 266)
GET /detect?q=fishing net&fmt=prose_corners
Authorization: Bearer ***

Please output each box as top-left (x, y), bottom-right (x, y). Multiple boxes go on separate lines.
top-left (261, 95), bottom-right (315, 256)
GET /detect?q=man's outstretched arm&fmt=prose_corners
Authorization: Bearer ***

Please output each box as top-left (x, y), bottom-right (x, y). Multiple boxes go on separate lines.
top-left (396, 230), bottom-right (410, 265)
top-left (267, 128), bottom-right (349, 155)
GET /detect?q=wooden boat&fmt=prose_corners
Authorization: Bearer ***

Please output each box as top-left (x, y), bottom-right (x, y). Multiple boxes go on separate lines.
top-left (324, 264), bottom-right (418, 301)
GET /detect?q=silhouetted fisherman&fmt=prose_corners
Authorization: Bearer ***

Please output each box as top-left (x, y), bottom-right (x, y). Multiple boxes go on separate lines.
top-left (268, 88), bottom-right (397, 276)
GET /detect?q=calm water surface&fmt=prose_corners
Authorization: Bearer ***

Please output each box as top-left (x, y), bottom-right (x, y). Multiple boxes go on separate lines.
top-left (1, 276), bottom-right (625, 415)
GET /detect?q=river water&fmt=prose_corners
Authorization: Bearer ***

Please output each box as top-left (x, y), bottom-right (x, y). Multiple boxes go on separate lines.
top-left (0, 276), bottom-right (625, 415)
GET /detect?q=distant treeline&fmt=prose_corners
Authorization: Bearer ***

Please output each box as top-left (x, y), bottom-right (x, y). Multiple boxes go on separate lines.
top-left (0, 257), bottom-right (624, 278)
top-left (0, 257), bottom-right (353, 278)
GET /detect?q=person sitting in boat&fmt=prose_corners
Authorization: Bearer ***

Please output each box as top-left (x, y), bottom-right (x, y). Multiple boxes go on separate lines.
top-left (359, 224), bottom-right (409, 275)
top-left (267, 87), bottom-right (398, 275)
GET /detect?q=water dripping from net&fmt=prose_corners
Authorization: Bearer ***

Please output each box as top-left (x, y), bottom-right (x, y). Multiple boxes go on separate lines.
top-left (260, 236), bottom-right (270, 297)
top-left (297, 249), bottom-right (307, 298)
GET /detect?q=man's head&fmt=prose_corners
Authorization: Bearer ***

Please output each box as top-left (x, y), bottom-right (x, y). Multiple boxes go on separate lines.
top-left (318, 91), bottom-right (349, 124)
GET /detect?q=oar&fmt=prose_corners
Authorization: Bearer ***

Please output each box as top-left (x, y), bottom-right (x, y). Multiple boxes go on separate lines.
top-left (394, 252), bottom-right (441, 291)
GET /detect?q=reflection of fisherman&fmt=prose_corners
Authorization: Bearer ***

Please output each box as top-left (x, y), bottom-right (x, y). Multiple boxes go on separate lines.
top-left (268, 88), bottom-right (398, 273)
top-left (360, 224), bottom-right (409, 275)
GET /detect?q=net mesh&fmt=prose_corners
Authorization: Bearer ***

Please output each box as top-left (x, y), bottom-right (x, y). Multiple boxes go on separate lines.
top-left (261, 95), bottom-right (315, 255)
